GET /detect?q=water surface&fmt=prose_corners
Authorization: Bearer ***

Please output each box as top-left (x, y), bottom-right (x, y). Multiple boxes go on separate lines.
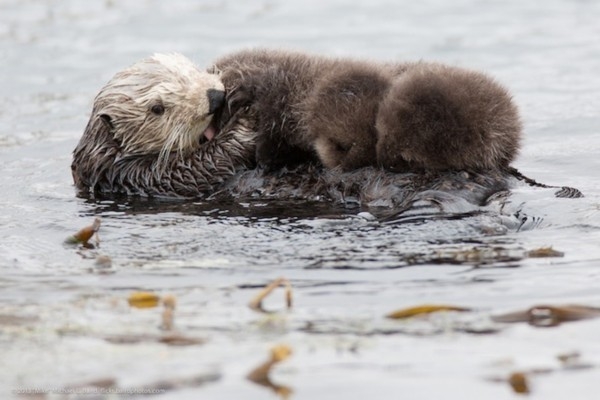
top-left (1, 1), bottom-right (600, 399)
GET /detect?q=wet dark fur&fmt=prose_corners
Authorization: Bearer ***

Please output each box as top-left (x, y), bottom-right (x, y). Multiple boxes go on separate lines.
top-left (214, 50), bottom-right (327, 170)
top-left (214, 49), bottom-right (521, 173)
top-left (72, 109), bottom-right (256, 198)
top-left (376, 63), bottom-right (521, 172)
top-left (217, 165), bottom-right (510, 207)
top-left (214, 49), bottom-right (394, 170)
top-left (71, 51), bottom-right (581, 208)
top-left (305, 63), bottom-right (391, 170)
top-left (71, 102), bottom-right (581, 203)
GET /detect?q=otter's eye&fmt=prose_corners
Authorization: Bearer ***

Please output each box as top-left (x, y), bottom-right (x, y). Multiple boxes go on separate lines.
top-left (150, 103), bottom-right (165, 116)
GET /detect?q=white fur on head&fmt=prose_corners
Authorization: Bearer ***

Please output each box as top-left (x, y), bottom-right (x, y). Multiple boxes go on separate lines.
top-left (94, 53), bottom-right (224, 172)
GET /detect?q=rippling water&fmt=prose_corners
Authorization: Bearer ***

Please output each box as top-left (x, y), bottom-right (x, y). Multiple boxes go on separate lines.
top-left (1, 1), bottom-right (600, 399)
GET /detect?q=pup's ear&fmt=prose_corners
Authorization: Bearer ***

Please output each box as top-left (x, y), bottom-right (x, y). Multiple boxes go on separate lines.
top-left (98, 113), bottom-right (114, 130)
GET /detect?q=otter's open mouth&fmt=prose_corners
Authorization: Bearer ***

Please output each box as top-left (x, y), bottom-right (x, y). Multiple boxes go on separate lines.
top-left (200, 117), bottom-right (220, 144)
top-left (199, 99), bottom-right (227, 144)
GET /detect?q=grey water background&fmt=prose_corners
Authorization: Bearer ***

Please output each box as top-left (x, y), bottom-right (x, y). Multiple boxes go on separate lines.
top-left (1, 0), bottom-right (600, 398)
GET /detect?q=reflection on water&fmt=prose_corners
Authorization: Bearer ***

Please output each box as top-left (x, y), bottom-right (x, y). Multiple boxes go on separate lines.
top-left (1, 0), bottom-right (600, 399)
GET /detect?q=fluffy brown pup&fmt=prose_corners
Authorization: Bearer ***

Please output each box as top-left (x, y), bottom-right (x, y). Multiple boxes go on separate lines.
top-left (214, 50), bottom-right (521, 173)
top-left (375, 63), bottom-right (522, 172)
top-left (304, 63), bottom-right (391, 170)
top-left (213, 49), bottom-right (400, 170)
top-left (213, 49), bottom-right (330, 170)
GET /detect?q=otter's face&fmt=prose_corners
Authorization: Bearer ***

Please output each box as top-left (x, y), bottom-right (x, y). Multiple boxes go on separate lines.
top-left (91, 53), bottom-right (225, 166)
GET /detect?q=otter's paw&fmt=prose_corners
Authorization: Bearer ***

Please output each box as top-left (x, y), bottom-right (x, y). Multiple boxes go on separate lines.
top-left (218, 69), bottom-right (256, 112)
top-left (375, 63), bottom-right (522, 172)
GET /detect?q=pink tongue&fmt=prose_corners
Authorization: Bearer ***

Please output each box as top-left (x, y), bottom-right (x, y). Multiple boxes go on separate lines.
top-left (203, 125), bottom-right (216, 141)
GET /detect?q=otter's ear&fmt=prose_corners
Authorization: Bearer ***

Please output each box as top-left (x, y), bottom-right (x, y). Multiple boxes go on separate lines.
top-left (98, 113), bottom-right (114, 131)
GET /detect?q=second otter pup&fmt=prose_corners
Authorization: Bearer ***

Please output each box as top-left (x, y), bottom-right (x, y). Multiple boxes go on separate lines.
top-left (375, 63), bottom-right (522, 172)
top-left (214, 49), bottom-right (522, 172)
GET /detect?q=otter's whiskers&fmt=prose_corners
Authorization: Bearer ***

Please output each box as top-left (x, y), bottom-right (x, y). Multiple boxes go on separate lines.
top-left (155, 122), bottom-right (206, 177)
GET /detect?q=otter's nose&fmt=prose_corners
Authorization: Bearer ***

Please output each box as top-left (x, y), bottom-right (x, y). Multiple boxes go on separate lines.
top-left (207, 89), bottom-right (225, 115)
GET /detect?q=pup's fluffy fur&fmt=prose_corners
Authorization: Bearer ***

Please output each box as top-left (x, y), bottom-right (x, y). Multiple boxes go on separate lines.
top-left (213, 49), bottom-right (522, 172)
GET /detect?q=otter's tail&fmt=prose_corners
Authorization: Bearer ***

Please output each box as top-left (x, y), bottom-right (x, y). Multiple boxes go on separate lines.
top-left (506, 166), bottom-right (583, 198)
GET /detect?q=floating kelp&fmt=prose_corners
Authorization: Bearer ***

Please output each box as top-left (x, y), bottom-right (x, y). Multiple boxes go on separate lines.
top-left (489, 351), bottom-right (595, 395)
top-left (127, 292), bottom-right (178, 330)
top-left (64, 217), bottom-right (101, 247)
top-left (508, 372), bottom-right (530, 394)
top-left (386, 304), bottom-right (471, 319)
top-left (158, 333), bottom-right (204, 346)
top-left (492, 305), bottom-right (600, 327)
top-left (487, 369), bottom-right (550, 396)
top-left (526, 246), bottom-right (564, 258)
top-left (248, 277), bottom-right (293, 313)
top-left (161, 295), bottom-right (177, 331)
top-left (429, 246), bottom-right (524, 266)
top-left (419, 245), bottom-right (564, 266)
top-left (247, 344), bottom-right (293, 399)
top-left (127, 292), bottom-right (160, 309)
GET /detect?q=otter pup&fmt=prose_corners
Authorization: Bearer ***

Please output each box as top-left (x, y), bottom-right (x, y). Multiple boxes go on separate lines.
top-left (213, 49), bottom-right (332, 170)
top-left (213, 49), bottom-right (522, 172)
top-left (214, 49), bottom-right (388, 170)
top-left (303, 62), bottom-right (392, 170)
top-left (375, 63), bottom-right (522, 172)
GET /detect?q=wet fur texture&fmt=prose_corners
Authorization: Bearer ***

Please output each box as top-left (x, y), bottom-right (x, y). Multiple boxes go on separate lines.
top-left (72, 105), bottom-right (256, 198)
top-left (213, 50), bottom-right (329, 169)
top-left (71, 54), bottom-right (254, 198)
top-left (72, 52), bottom-right (579, 204)
top-left (214, 49), bottom-right (522, 172)
top-left (376, 63), bottom-right (522, 172)
top-left (91, 54), bottom-right (225, 171)
top-left (306, 63), bottom-right (390, 170)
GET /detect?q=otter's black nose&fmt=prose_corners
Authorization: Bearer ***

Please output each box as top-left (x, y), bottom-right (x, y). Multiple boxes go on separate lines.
top-left (207, 89), bottom-right (225, 115)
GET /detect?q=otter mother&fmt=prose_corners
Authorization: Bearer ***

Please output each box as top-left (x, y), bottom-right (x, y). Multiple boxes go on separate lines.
top-left (72, 53), bottom-right (257, 198)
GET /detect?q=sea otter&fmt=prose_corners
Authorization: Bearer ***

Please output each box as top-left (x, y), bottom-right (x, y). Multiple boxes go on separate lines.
top-left (213, 49), bottom-right (522, 172)
top-left (71, 53), bottom-right (257, 198)
top-left (71, 52), bottom-right (580, 206)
